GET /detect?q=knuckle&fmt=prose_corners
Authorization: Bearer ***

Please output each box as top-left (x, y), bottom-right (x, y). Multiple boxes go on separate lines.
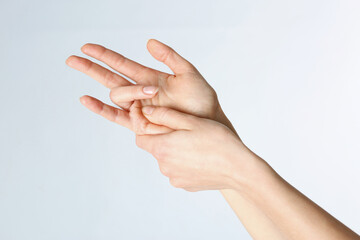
top-left (132, 67), bottom-right (150, 81)
top-left (169, 178), bottom-right (179, 188)
top-left (211, 89), bottom-right (219, 102)
top-left (114, 56), bottom-right (127, 69)
top-left (103, 71), bottom-right (118, 88)
top-left (97, 45), bottom-right (107, 59)
top-left (183, 61), bottom-right (196, 73)
top-left (169, 178), bottom-right (181, 188)
top-left (159, 166), bottom-right (170, 177)
top-left (83, 60), bottom-right (94, 72)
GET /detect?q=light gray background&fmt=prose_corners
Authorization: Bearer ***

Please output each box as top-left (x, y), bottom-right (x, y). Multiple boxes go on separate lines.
top-left (0, 0), bottom-right (359, 239)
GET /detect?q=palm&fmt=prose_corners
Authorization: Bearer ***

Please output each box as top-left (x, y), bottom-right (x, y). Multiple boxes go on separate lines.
top-left (141, 72), bottom-right (217, 119)
top-left (66, 39), bottom-right (219, 134)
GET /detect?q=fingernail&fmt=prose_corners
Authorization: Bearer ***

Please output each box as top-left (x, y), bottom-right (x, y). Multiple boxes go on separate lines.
top-left (143, 86), bottom-right (158, 95)
top-left (142, 106), bottom-right (155, 115)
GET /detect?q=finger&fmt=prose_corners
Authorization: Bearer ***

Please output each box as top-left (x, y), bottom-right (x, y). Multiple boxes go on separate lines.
top-left (79, 95), bottom-right (131, 129)
top-left (110, 85), bottom-right (158, 105)
top-left (66, 56), bottom-right (133, 110)
top-left (147, 39), bottom-right (196, 75)
top-left (135, 134), bottom-right (165, 153)
top-left (81, 43), bottom-right (161, 83)
top-left (66, 55), bottom-right (131, 88)
top-left (129, 101), bottom-right (173, 135)
top-left (142, 106), bottom-right (194, 130)
top-left (140, 123), bottom-right (173, 135)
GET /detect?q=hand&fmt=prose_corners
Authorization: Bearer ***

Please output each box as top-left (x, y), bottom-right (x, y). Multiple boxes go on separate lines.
top-left (66, 39), bottom-right (232, 135)
top-left (135, 105), bottom-right (252, 192)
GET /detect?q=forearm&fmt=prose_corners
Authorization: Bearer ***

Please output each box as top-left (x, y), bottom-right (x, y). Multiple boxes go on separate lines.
top-left (215, 108), bottom-right (286, 239)
top-left (231, 149), bottom-right (360, 240)
top-left (220, 189), bottom-right (286, 240)
top-left (216, 106), bottom-right (358, 239)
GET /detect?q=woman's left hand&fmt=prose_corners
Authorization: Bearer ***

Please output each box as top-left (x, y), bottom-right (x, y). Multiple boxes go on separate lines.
top-left (136, 105), bottom-right (259, 192)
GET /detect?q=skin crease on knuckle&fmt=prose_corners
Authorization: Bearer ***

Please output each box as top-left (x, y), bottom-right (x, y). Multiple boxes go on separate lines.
top-left (158, 108), bottom-right (171, 123)
top-left (83, 59), bottom-right (94, 73)
top-left (160, 48), bottom-right (173, 64)
top-left (114, 55), bottom-right (127, 70)
top-left (103, 71), bottom-right (118, 89)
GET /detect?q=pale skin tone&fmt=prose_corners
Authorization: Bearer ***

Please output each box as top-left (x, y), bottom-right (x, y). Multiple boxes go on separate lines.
top-left (66, 39), bottom-right (360, 239)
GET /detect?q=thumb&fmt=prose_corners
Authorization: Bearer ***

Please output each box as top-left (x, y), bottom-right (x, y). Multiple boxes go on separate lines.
top-left (146, 39), bottom-right (196, 75)
top-left (142, 106), bottom-right (194, 130)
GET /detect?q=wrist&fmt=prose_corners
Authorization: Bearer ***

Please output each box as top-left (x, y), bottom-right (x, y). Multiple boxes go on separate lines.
top-left (213, 105), bottom-right (239, 138)
top-left (226, 145), bottom-right (277, 195)
top-left (212, 103), bottom-right (275, 192)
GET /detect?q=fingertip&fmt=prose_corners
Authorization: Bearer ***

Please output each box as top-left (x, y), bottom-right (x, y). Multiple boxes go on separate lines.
top-left (147, 39), bottom-right (163, 52)
top-left (147, 38), bottom-right (156, 46)
top-left (81, 43), bottom-right (92, 54)
top-left (81, 43), bottom-right (100, 53)
top-left (65, 55), bottom-right (77, 66)
top-left (79, 95), bottom-right (103, 113)
top-left (79, 95), bottom-right (89, 105)
top-left (146, 39), bottom-right (154, 52)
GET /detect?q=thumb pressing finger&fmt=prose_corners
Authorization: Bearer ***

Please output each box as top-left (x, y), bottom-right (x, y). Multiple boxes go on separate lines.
top-left (142, 106), bottom-right (194, 130)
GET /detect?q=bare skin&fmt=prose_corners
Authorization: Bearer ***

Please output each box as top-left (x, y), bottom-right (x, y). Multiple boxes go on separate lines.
top-left (66, 39), bottom-right (219, 134)
top-left (66, 39), bottom-right (359, 239)
top-left (138, 106), bottom-right (360, 240)
top-left (66, 39), bottom-right (284, 239)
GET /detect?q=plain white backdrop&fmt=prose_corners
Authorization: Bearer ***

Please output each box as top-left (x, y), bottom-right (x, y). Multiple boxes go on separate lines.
top-left (0, 0), bottom-right (359, 239)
